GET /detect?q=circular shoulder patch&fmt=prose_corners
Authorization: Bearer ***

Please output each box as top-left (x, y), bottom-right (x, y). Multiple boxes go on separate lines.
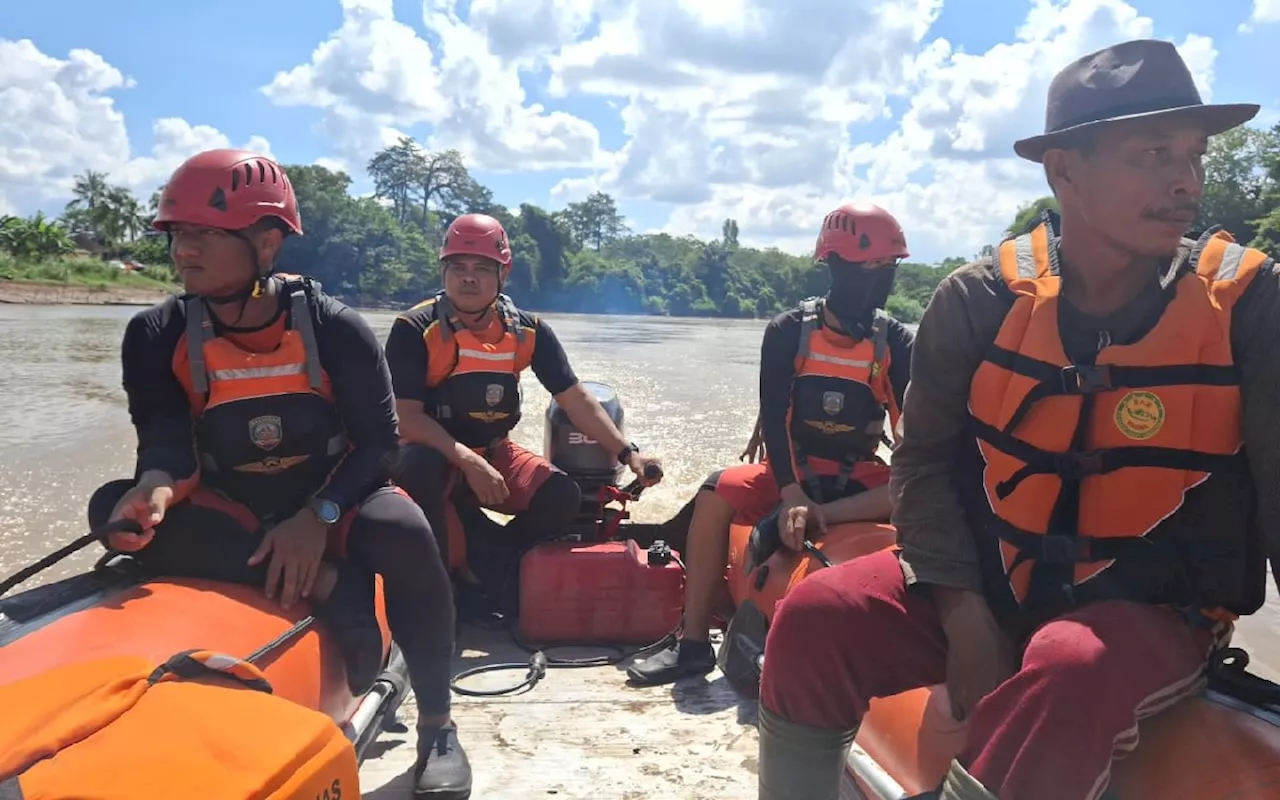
top-left (1114, 390), bottom-right (1165, 440)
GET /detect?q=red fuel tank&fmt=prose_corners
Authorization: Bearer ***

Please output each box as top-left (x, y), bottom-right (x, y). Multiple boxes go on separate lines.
top-left (518, 539), bottom-right (684, 645)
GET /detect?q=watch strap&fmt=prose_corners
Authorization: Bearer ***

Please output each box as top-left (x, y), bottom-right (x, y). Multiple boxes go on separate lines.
top-left (307, 497), bottom-right (341, 526)
top-left (617, 442), bottom-right (639, 465)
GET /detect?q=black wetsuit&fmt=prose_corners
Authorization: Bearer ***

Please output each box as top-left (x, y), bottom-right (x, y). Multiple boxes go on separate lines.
top-left (88, 281), bottom-right (455, 715)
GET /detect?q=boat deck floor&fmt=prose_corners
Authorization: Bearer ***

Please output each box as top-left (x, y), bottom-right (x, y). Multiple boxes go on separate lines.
top-left (359, 625), bottom-right (758, 799)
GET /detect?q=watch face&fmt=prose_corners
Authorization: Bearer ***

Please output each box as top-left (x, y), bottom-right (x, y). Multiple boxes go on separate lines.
top-left (315, 500), bottom-right (341, 524)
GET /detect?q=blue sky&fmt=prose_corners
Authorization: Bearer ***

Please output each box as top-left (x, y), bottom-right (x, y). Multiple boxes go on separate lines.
top-left (1, 0), bottom-right (1276, 262)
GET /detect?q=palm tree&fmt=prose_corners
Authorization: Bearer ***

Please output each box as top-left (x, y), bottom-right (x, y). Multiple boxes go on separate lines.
top-left (108, 186), bottom-right (149, 242)
top-left (66, 171), bottom-right (111, 214)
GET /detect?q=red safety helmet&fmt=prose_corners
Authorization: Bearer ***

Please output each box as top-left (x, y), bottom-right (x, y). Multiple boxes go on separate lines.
top-left (440, 213), bottom-right (512, 267)
top-left (814, 203), bottom-right (909, 264)
top-left (153, 149), bottom-right (303, 235)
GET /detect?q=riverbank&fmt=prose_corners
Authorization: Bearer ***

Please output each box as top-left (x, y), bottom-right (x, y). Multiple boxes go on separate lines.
top-left (0, 257), bottom-right (178, 306)
top-left (0, 279), bottom-right (175, 306)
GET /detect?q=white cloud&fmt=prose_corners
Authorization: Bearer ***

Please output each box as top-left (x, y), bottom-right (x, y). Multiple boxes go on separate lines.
top-left (546, 0), bottom-right (1229, 260)
top-left (0, 38), bottom-right (273, 218)
top-left (314, 156), bottom-right (352, 175)
top-left (261, 0), bottom-right (603, 172)
top-left (2, 0), bottom-right (1253, 263)
top-left (468, 0), bottom-right (596, 66)
top-left (1240, 0), bottom-right (1280, 32)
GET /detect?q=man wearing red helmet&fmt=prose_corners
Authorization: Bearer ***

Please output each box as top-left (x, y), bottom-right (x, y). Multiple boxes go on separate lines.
top-left (90, 149), bottom-right (473, 798)
top-left (626, 203), bottom-right (915, 686)
top-left (386, 212), bottom-right (663, 618)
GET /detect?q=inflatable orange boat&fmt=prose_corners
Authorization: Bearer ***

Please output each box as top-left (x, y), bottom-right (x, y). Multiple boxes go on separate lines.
top-left (717, 520), bottom-right (1280, 800)
top-left (0, 552), bottom-right (409, 762)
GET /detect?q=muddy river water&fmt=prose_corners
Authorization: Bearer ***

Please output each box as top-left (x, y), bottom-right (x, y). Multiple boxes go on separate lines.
top-left (1, 303), bottom-right (1275, 679)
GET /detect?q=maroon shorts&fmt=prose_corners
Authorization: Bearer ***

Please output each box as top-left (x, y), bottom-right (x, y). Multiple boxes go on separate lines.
top-left (450, 438), bottom-right (562, 515)
top-left (705, 459), bottom-right (891, 526)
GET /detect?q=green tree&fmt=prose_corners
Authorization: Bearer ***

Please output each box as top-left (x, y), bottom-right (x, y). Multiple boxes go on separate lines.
top-left (1197, 124), bottom-right (1279, 244)
top-left (564, 191), bottom-right (628, 250)
top-left (1007, 196), bottom-right (1060, 236)
top-left (722, 218), bottom-right (740, 249)
top-left (13, 123), bottom-right (1278, 320)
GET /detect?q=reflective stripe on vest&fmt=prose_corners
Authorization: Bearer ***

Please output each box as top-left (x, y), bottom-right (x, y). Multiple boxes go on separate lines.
top-left (421, 292), bottom-right (531, 442)
top-left (424, 292), bottom-right (526, 387)
top-left (186, 280), bottom-right (323, 395)
top-left (184, 280), bottom-right (346, 469)
top-left (968, 221), bottom-right (1267, 607)
top-left (791, 297), bottom-right (892, 500)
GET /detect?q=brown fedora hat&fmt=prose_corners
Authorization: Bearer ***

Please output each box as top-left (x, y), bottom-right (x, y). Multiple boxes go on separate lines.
top-left (1014, 39), bottom-right (1260, 163)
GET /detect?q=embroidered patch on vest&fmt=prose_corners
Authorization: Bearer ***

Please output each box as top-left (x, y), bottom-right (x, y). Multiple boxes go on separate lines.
top-left (822, 391), bottom-right (844, 415)
top-left (1114, 391), bottom-right (1165, 440)
top-left (248, 415), bottom-right (283, 451)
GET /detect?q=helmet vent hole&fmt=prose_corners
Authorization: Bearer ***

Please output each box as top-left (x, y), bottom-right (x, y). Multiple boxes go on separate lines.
top-left (230, 169), bottom-right (240, 192)
top-left (257, 161), bottom-right (266, 184)
top-left (208, 187), bottom-right (228, 211)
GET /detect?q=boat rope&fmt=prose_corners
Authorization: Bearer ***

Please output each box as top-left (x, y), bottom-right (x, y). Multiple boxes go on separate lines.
top-left (244, 615), bottom-right (318, 665)
top-left (0, 519), bottom-right (141, 599)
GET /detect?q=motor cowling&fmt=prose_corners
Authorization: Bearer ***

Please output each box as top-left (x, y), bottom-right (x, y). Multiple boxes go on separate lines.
top-left (544, 380), bottom-right (626, 535)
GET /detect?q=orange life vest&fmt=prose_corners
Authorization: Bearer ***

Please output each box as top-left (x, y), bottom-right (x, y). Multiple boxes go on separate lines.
top-left (786, 298), bottom-right (897, 502)
top-left (968, 221), bottom-right (1266, 611)
top-left (178, 275), bottom-right (347, 522)
top-left (416, 292), bottom-right (536, 449)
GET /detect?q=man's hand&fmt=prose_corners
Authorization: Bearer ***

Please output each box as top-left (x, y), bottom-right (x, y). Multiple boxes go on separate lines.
top-left (248, 508), bottom-right (330, 609)
top-left (106, 471), bottom-right (175, 552)
top-left (459, 450), bottom-right (510, 507)
top-left (776, 483), bottom-right (815, 551)
top-left (934, 587), bottom-right (1018, 721)
top-left (781, 500), bottom-right (827, 550)
top-left (626, 452), bottom-right (664, 487)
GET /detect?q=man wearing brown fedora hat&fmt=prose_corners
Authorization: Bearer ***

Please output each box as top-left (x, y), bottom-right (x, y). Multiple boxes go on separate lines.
top-left (755, 39), bottom-right (1280, 800)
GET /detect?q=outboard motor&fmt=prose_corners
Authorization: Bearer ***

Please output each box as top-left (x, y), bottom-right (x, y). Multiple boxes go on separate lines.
top-left (544, 380), bottom-right (626, 538)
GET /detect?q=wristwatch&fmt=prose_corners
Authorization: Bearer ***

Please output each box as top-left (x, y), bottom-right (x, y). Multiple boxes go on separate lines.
top-left (307, 496), bottom-right (342, 526)
top-left (616, 442), bottom-right (640, 465)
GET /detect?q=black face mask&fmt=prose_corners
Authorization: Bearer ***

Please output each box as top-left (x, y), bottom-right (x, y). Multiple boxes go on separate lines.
top-left (825, 260), bottom-right (897, 335)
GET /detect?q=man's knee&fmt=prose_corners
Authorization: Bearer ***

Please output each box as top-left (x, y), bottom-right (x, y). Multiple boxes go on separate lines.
top-left (1019, 604), bottom-right (1145, 701)
top-left (771, 568), bottom-right (862, 643)
top-left (356, 489), bottom-right (436, 544)
top-left (700, 468), bottom-right (726, 494)
top-left (392, 445), bottom-right (451, 501)
top-left (768, 553), bottom-right (904, 660)
top-left (349, 489), bottom-right (446, 569)
top-left (690, 478), bottom-right (736, 528)
top-left (87, 479), bottom-right (135, 529)
top-left (761, 572), bottom-right (864, 707)
top-left (533, 469), bottom-right (580, 506)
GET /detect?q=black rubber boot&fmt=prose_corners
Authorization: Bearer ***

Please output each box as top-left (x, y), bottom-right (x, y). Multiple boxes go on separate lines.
top-left (312, 564), bottom-right (383, 696)
top-left (454, 579), bottom-right (506, 629)
top-left (757, 704), bottom-right (855, 800)
top-left (414, 723), bottom-right (473, 799)
top-left (626, 640), bottom-right (716, 685)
